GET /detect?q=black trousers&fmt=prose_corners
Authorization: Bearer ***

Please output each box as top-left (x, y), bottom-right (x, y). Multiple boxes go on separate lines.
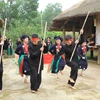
top-left (66, 60), bottom-right (78, 86)
top-left (0, 72), bottom-right (3, 90)
top-left (30, 68), bottom-right (42, 91)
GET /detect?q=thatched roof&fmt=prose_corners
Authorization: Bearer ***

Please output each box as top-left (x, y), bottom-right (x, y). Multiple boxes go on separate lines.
top-left (49, 0), bottom-right (100, 31)
top-left (0, 19), bottom-right (4, 28)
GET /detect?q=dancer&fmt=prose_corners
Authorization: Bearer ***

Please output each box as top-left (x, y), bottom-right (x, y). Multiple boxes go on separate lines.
top-left (78, 41), bottom-right (89, 76)
top-left (49, 36), bottom-right (65, 79)
top-left (46, 37), bottom-right (52, 51)
top-left (64, 30), bottom-right (83, 89)
top-left (15, 35), bottom-right (30, 84)
top-left (28, 34), bottom-right (47, 93)
top-left (45, 37), bottom-right (53, 72)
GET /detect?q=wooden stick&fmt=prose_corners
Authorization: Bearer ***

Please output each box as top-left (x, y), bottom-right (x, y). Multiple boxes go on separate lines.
top-left (41, 11), bottom-right (43, 35)
top-left (70, 11), bottom-right (90, 62)
top-left (0, 18), bottom-right (7, 63)
top-left (38, 22), bottom-right (47, 74)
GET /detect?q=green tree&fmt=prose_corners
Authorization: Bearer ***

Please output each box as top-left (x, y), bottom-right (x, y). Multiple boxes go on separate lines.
top-left (0, 0), bottom-right (39, 30)
top-left (0, 0), bottom-right (20, 30)
top-left (18, 0), bottom-right (39, 24)
top-left (42, 3), bottom-right (62, 29)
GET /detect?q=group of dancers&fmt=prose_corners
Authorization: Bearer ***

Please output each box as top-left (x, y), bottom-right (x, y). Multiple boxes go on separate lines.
top-left (0, 29), bottom-right (89, 93)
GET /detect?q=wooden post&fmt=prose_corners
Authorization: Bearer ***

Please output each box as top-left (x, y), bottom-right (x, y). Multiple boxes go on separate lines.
top-left (73, 22), bottom-right (75, 41)
top-left (98, 48), bottom-right (100, 64)
top-left (96, 13), bottom-right (100, 64)
top-left (61, 19), bottom-right (70, 43)
top-left (62, 26), bottom-right (66, 43)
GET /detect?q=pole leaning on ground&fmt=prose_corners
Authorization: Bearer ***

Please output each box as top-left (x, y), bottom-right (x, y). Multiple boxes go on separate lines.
top-left (70, 11), bottom-right (90, 62)
top-left (0, 18), bottom-right (7, 63)
top-left (38, 22), bottom-right (47, 74)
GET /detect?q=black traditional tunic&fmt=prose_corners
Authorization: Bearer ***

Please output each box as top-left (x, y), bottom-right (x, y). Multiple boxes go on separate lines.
top-left (64, 42), bottom-right (79, 86)
top-left (64, 34), bottom-right (85, 86)
top-left (78, 45), bottom-right (89, 70)
top-left (15, 43), bottom-right (30, 76)
top-left (49, 44), bottom-right (65, 74)
top-left (28, 41), bottom-right (48, 91)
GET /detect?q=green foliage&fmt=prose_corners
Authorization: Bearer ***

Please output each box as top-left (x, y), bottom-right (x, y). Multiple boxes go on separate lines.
top-left (45, 31), bottom-right (62, 43)
top-left (18, 0), bottom-right (39, 23)
top-left (0, 1), bottom-right (63, 48)
top-left (42, 3), bottom-right (62, 29)
top-left (6, 19), bottom-right (41, 48)
top-left (0, 0), bottom-right (39, 29)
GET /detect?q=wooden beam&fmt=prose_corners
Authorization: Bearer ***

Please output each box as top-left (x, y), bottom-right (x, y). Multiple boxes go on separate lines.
top-left (60, 19), bottom-right (70, 31)
top-left (96, 13), bottom-right (100, 64)
top-left (96, 13), bottom-right (100, 45)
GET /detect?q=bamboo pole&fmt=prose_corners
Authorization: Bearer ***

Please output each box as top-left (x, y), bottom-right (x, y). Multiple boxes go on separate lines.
top-left (38, 22), bottom-right (47, 74)
top-left (70, 11), bottom-right (90, 62)
top-left (41, 11), bottom-right (43, 35)
top-left (0, 18), bottom-right (7, 63)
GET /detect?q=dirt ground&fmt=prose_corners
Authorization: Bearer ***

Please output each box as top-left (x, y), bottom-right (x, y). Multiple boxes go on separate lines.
top-left (0, 58), bottom-right (100, 100)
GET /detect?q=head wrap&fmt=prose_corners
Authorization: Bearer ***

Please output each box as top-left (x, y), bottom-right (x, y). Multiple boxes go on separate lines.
top-left (20, 35), bottom-right (28, 41)
top-left (31, 34), bottom-right (38, 41)
top-left (54, 36), bottom-right (63, 42)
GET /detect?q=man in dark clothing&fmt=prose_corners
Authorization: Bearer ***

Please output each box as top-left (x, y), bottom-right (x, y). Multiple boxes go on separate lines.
top-left (89, 33), bottom-right (95, 46)
top-left (88, 33), bottom-right (96, 58)
top-left (28, 34), bottom-right (47, 93)
top-left (64, 29), bottom-right (83, 90)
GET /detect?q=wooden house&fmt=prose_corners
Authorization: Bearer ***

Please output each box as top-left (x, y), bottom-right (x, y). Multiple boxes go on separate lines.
top-left (49, 0), bottom-right (100, 64)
